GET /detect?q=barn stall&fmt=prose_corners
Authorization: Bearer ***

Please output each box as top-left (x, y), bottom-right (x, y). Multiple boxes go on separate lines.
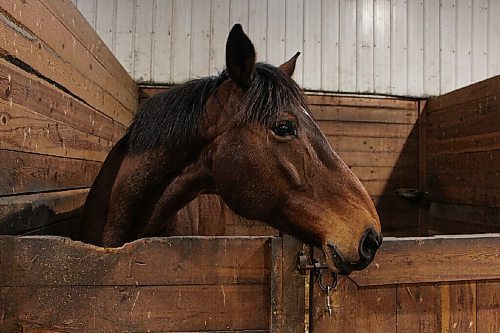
top-left (0, 1), bottom-right (498, 332)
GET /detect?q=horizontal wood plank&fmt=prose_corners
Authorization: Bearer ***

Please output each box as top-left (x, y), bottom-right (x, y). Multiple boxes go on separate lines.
top-left (0, 150), bottom-right (101, 195)
top-left (0, 236), bottom-right (273, 286)
top-left (0, 189), bottom-right (88, 234)
top-left (0, 98), bottom-right (112, 161)
top-left (0, 284), bottom-right (269, 332)
top-left (40, 0), bottom-right (137, 99)
top-left (349, 234), bottom-right (500, 286)
top-left (0, 0), bottom-right (138, 115)
top-left (0, 9), bottom-right (134, 127)
top-left (318, 121), bottom-right (417, 139)
top-left (327, 135), bottom-right (418, 154)
top-left (0, 57), bottom-right (126, 142)
top-left (310, 104), bottom-right (418, 124)
top-left (306, 94), bottom-right (418, 110)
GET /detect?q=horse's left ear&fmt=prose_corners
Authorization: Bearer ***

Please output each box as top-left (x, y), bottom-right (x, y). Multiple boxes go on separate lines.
top-left (279, 52), bottom-right (301, 77)
top-left (226, 24), bottom-right (256, 89)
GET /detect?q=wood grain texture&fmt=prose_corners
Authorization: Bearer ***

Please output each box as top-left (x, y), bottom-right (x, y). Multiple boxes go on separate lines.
top-left (0, 150), bottom-right (101, 196)
top-left (0, 0), bottom-right (138, 115)
top-left (0, 236), bottom-right (272, 286)
top-left (477, 281), bottom-right (500, 333)
top-left (349, 234), bottom-right (500, 286)
top-left (0, 189), bottom-right (88, 234)
top-left (0, 6), bottom-right (134, 126)
top-left (0, 236), bottom-right (275, 332)
top-left (0, 57), bottom-right (126, 143)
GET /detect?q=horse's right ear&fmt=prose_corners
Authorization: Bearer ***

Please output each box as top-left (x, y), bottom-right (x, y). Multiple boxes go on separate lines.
top-left (226, 24), bottom-right (256, 89)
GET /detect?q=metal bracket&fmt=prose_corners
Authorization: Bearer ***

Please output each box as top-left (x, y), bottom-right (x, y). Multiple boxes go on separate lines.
top-left (296, 250), bottom-right (329, 275)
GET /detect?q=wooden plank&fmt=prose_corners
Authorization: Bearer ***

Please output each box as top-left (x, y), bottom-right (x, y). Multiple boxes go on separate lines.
top-left (281, 235), bottom-right (305, 333)
top-left (0, 188), bottom-right (88, 234)
top-left (310, 274), bottom-right (396, 333)
top-left (427, 186), bottom-right (500, 208)
top-left (41, 0), bottom-right (137, 98)
top-left (309, 104), bottom-right (419, 124)
top-left (0, 57), bottom-right (126, 143)
top-left (440, 282), bottom-right (477, 332)
top-left (327, 136), bottom-right (418, 154)
top-left (396, 284), bottom-right (440, 332)
top-left (427, 133), bottom-right (500, 155)
top-left (0, 284), bottom-right (269, 332)
top-left (336, 151), bottom-right (418, 168)
top-left (476, 281), bottom-right (500, 333)
top-left (0, 0), bottom-right (138, 114)
top-left (0, 236), bottom-right (272, 286)
top-left (429, 202), bottom-right (499, 230)
top-left (317, 121), bottom-right (416, 139)
top-left (426, 110), bottom-right (500, 141)
top-left (306, 94), bottom-right (419, 110)
top-left (349, 234), bottom-right (500, 286)
top-left (419, 100), bottom-right (428, 235)
top-left (426, 75), bottom-right (500, 112)
top-left (427, 150), bottom-right (500, 173)
top-left (0, 150), bottom-right (101, 196)
top-left (350, 166), bottom-right (417, 182)
top-left (0, 98), bottom-right (112, 161)
top-left (0, 7), bottom-right (134, 126)
top-left (269, 237), bottom-right (283, 332)
top-left (427, 169), bottom-right (499, 190)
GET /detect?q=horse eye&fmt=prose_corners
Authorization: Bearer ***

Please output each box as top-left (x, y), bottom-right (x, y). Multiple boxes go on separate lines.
top-left (272, 121), bottom-right (297, 137)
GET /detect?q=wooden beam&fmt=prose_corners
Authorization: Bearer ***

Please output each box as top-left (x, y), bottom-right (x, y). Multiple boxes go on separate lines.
top-left (0, 236), bottom-right (273, 286)
top-left (0, 8), bottom-right (134, 126)
top-left (0, 0), bottom-right (138, 115)
top-left (349, 234), bottom-right (500, 286)
top-left (0, 189), bottom-right (88, 234)
top-left (0, 150), bottom-right (101, 196)
top-left (0, 57), bottom-right (126, 142)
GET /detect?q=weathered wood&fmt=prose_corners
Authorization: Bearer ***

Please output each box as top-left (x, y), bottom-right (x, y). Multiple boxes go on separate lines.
top-left (0, 189), bottom-right (88, 234)
top-left (327, 135), bottom-right (419, 153)
top-left (269, 237), bottom-right (284, 333)
top-left (349, 234), bottom-right (500, 286)
top-left (0, 150), bottom-right (101, 196)
top-left (426, 75), bottom-right (500, 112)
top-left (0, 236), bottom-right (273, 286)
top-left (281, 235), bottom-right (305, 333)
top-left (0, 284), bottom-right (269, 332)
top-left (309, 104), bottom-right (418, 124)
top-left (311, 274), bottom-right (397, 333)
top-left (419, 100), bottom-right (428, 235)
top-left (427, 133), bottom-right (500, 156)
top-left (40, 0), bottom-right (137, 99)
top-left (318, 121), bottom-right (416, 139)
top-left (444, 282), bottom-right (476, 333)
top-left (427, 150), bottom-right (500, 172)
top-left (0, 8), bottom-right (134, 127)
top-left (429, 202), bottom-right (499, 227)
top-left (0, 0), bottom-right (138, 115)
top-left (396, 285), bottom-right (440, 332)
top-left (0, 57), bottom-right (126, 143)
top-left (306, 94), bottom-right (418, 110)
top-left (427, 186), bottom-right (500, 208)
top-left (476, 281), bottom-right (500, 333)
top-left (0, 99), bottom-right (112, 161)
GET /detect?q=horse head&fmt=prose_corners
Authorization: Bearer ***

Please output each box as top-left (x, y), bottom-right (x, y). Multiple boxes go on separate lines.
top-left (204, 25), bottom-right (382, 274)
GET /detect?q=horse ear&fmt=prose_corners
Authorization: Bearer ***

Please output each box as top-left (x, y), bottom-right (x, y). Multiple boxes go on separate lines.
top-left (226, 24), bottom-right (256, 88)
top-left (279, 52), bottom-right (301, 77)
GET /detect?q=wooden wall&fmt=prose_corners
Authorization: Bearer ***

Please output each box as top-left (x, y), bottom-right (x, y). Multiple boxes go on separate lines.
top-left (310, 234), bottom-right (500, 332)
top-left (424, 75), bottom-right (500, 234)
top-left (140, 88), bottom-right (421, 236)
top-left (0, 0), bottom-right (138, 235)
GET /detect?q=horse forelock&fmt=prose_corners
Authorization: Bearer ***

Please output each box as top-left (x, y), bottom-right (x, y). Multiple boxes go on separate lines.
top-left (127, 62), bottom-right (307, 153)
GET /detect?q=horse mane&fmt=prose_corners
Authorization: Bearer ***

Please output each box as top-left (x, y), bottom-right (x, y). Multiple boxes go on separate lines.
top-left (127, 62), bottom-right (307, 153)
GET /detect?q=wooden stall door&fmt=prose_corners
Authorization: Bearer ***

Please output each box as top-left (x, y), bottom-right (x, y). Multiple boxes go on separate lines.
top-left (309, 234), bottom-right (500, 332)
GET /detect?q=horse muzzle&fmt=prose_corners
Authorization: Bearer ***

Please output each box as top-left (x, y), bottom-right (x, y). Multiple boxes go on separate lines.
top-left (327, 229), bottom-right (383, 275)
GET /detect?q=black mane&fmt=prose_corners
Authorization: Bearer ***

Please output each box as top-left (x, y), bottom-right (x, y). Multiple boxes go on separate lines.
top-left (127, 63), bottom-right (307, 152)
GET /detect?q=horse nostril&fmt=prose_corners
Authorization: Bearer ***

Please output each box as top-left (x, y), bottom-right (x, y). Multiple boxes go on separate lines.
top-left (359, 229), bottom-right (381, 261)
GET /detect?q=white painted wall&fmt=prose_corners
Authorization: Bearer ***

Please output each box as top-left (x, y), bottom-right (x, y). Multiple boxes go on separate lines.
top-left (73, 0), bottom-right (500, 97)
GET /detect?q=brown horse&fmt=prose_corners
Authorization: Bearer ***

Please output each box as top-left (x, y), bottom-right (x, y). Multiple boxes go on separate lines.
top-left (80, 24), bottom-right (382, 274)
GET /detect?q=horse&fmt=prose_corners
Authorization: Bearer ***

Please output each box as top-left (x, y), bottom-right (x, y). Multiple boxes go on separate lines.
top-left (80, 24), bottom-right (382, 274)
